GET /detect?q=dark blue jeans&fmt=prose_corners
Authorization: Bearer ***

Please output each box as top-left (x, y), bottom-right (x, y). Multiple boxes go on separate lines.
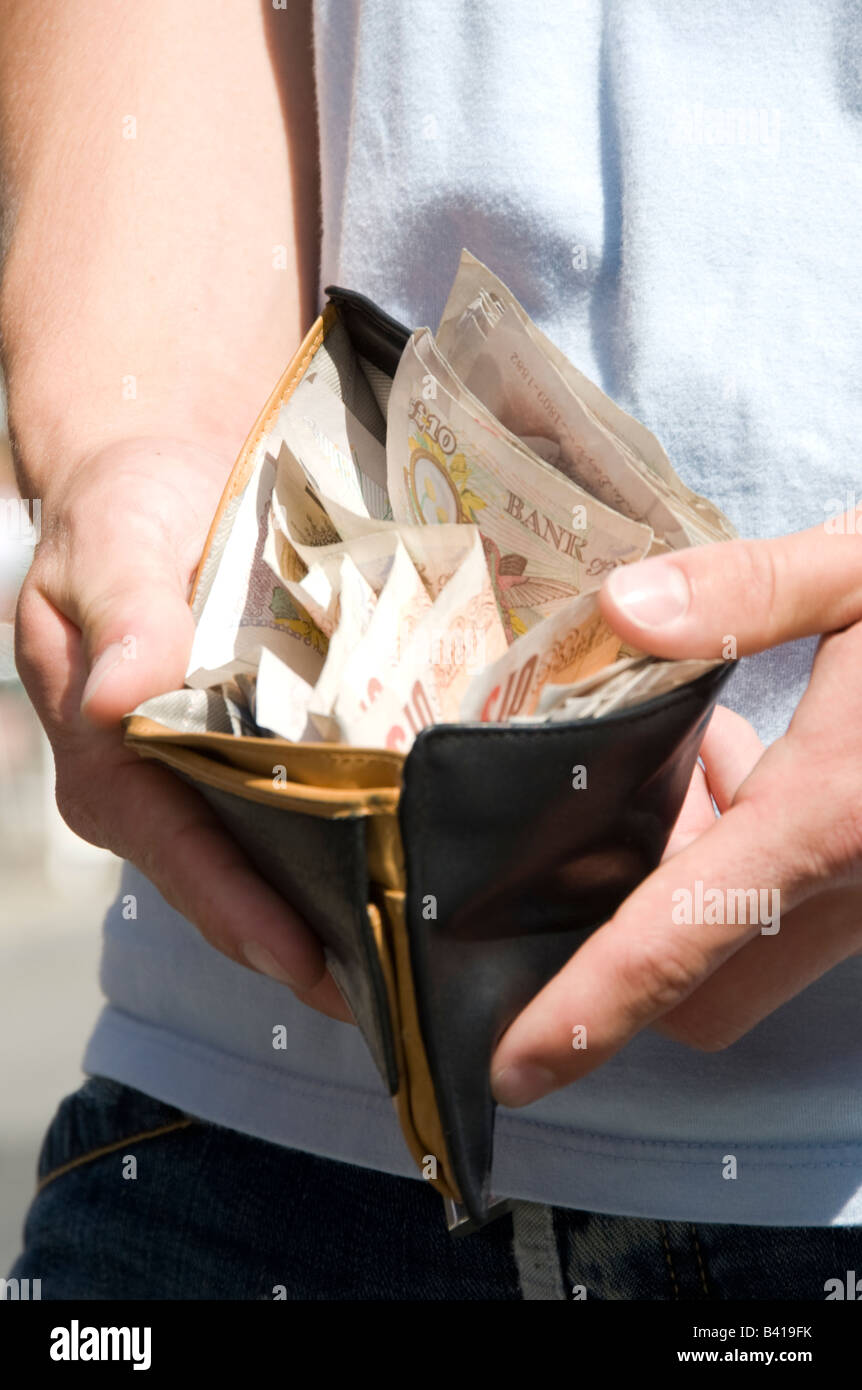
top-left (9, 1077), bottom-right (862, 1300)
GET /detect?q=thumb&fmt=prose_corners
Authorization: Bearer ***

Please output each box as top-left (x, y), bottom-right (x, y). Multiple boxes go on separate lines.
top-left (599, 515), bottom-right (862, 659)
top-left (79, 566), bottom-right (195, 725)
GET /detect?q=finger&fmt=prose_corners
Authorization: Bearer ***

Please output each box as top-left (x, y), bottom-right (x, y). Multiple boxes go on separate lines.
top-left (17, 583), bottom-right (339, 1002)
top-left (117, 758), bottom-right (331, 992)
top-left (293, 974), bottom-right (355, 1026)
top-left (699, 705), bottom-right (764, 812)
top-left (654, 886), bottom-right (862, 1051)
top-left (490, 797), bottom-right (809, 1107)
top-left (21, 571), bottom-right (193, 732)
top-left (15, 580), bottom-right (88, 734)
top-left (599, 516), bottom-right (862, 659)
top-left (76, 574), bottom-right (195, 725)
top-left (661, 704), bottom-right (764, 861)
top-left (31, 499), bottom-right (196, 723)
top-left (114, 753), bottom-right (352, 1017)
top-left (73, 562), bottom-right (194, 725)
top-left (661, 759), bottom-right (715, 859)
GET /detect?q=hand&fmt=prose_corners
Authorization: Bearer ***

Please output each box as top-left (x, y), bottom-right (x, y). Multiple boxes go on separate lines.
top-left (15, 436), bottom-right (350, 1021)
top-left (491, 515), bottom-right (862, 1106)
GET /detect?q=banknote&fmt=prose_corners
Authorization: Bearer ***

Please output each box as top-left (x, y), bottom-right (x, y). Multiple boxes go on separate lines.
top-left (406, 528), bottom-right (510, 721)
top-left (531, 655), bottom-right (645, 716)
top-left (459, 591), bottom-right (621, 724)
top-left (268, 369), bottom-right (391, 521)
top-left (305, 553), bottom-right (379, 740)
top-left (538, 656), bottom-right (722, 722)
top-left (254, 645), bottom-right (318, 742)
top-left (262, 514), bottom-right (343, 638)
top-left (343, 530), bottom-right (508, 749)
top-left (266, 437), bottom-right (478, 598)
top-left (386, 327), bottom-right (653, 641)
top-left (187, 248), bottom-right (734, 749)
top-left (186, 455), bottom-right (328, 691)
top-left (437, 250), bottom-right (738, 547)
top-left (268, 439), bottom-right (343, 551)
top-left (331, 539), bottom-right (433, 734)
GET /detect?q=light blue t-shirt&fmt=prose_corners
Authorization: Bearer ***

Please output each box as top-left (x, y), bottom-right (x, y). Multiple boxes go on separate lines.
top-left (84, 0), bottom-right (862, 1225)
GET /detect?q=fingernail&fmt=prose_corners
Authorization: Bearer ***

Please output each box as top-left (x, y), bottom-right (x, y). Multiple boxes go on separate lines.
top-left (241, 941), bottom-right (298, 989)
top-left (492, 1063), bottom-right (557, 1108)
top-left (605, 562), bottom-right (690, 628)
top-left (81, 642), bottom-right (125, 708)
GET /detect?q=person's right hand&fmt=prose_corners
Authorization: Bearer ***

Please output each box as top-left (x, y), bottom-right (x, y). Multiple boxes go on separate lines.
top-left (15, 435), bottom-right (351, 1022)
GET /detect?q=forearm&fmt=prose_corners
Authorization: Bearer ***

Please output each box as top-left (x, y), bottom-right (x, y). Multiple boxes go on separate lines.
top-left (0, 0), bottom-right (318, 495)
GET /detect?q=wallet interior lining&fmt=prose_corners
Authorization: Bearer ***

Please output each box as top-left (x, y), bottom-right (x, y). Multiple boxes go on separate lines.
top-left (124, 716), bottom-right (405, 786)
top-left (304, 314), bottom-right (390, 443)
top-left (124, 719), bottom-right (403, 819)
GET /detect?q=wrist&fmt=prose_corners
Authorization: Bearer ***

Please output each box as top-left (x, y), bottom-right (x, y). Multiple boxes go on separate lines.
top-left (14, 432), bottom-right (236, 552)
top-left (1, 268), bottom-right (294, 502)
top-left (5, 365), bottom-right (258, 504)
top-left (16, 434), bottom-right (240, 609)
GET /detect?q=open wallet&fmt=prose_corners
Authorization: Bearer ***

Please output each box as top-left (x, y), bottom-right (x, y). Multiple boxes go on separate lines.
top-left (123, 252), bottom-right (737, 1232)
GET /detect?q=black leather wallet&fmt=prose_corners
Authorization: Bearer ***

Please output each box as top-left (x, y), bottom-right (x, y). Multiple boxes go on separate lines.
top-left (125, 286), bottom-right (734, 1231)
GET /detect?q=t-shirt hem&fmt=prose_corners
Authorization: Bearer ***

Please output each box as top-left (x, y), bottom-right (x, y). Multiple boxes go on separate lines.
top-left (83, 1006), bottom-right (862, 1228)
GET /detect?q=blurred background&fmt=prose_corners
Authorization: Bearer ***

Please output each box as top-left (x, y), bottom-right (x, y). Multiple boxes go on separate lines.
top-left (0, 390), bottom-right (120, 1271)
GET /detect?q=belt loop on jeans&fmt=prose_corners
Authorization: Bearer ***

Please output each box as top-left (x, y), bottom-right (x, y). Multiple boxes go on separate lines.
top-left (511, 1202), bottom-right (567, 1300)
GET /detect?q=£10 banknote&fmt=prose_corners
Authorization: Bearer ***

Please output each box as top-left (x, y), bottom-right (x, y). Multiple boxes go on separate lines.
top-left (188, 251), bottom-right (736, 750)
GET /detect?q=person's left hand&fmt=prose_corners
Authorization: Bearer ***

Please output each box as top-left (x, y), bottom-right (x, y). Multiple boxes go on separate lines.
top-left (491, 512), bottom-right (862, 1108)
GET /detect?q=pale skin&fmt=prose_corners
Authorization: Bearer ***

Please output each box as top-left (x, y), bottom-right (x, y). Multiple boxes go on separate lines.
top-left (492, 530), bottom-right (862, 1106)
top-left (3, 0), bottom-right (347, 1020)
top-left (4, 4), bottom-right (858, 1101)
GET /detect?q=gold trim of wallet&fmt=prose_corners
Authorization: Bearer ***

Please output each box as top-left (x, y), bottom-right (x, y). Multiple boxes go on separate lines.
top-left (125, 301), bottom-right (465, 1209)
